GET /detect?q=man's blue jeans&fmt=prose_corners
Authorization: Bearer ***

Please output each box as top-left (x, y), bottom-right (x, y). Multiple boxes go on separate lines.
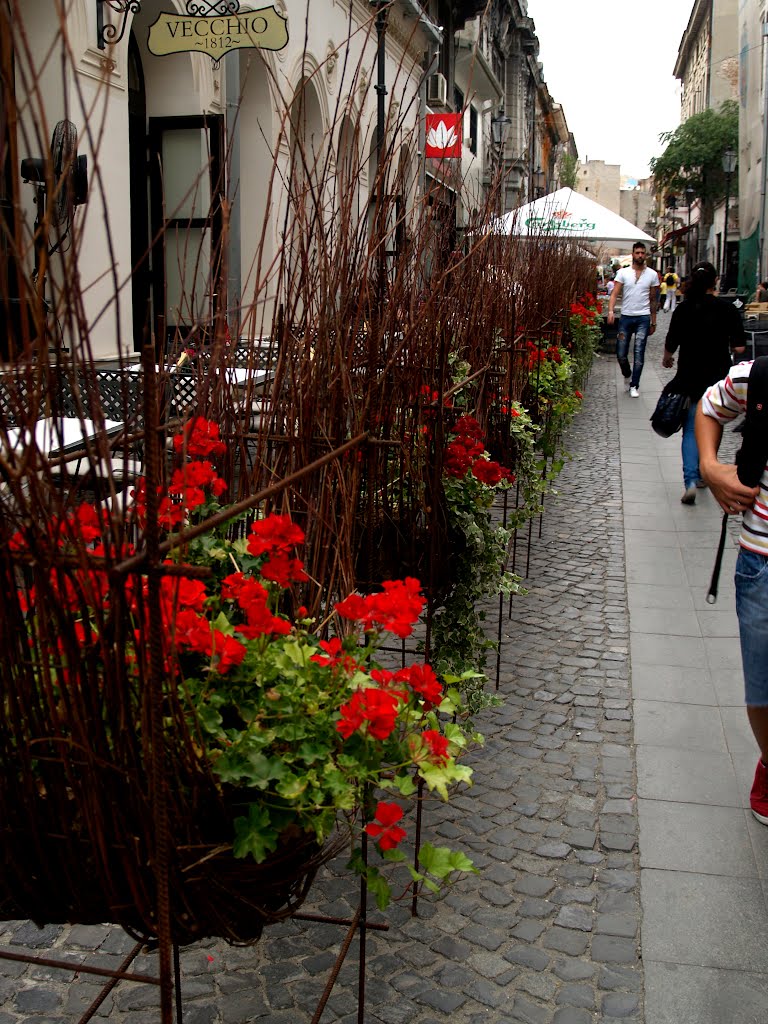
top-left (616, 314), bottom-right (651, 388)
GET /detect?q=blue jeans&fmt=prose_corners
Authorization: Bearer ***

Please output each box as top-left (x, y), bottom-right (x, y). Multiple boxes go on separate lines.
top-left (735, 547), bottom-right (768, 706)
top-left (616, 314), bottom-right (651, 388)
top-left (681, 400), bottom-right (699, 488)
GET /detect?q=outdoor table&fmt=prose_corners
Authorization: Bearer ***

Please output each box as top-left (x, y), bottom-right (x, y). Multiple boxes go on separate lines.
top-left (3, 417), bottom-right (124, 458)
top-left (125, 363), bottom-right (272, 388)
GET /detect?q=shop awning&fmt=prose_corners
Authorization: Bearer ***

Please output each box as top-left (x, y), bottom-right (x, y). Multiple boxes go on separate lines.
top-left (659, 225), bottom-right (691, 247)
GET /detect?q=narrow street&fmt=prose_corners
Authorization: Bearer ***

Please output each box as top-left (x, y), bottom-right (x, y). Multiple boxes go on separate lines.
top-left (2, 320), bottom-right (767, 1023)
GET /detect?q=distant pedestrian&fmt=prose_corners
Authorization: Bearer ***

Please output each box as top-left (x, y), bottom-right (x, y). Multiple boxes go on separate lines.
top-left (663, 270), bottom-right (680, 312)
top-left (606, 241), bottom-right (660, 397)
top-left (756, 280), bottom-right (768, 303)
top-left (662, 261), bottom-right (746, 504)
top-left (696, 364), bottom-right (767, 825)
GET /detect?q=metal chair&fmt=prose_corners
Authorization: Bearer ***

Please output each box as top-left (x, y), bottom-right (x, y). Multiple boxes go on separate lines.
top-left (747, 330), bottom-right (768, 359)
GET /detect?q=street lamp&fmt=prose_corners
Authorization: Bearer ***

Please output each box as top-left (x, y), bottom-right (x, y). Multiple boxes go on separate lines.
top-left (665, 194), bottom-right (677, 273)
top-left (721, 146), bottom-right (737, 289)
top-left (490, 109), bottom-right (511, 213)
top-left (533, 166), bottom-right (546, 199)
top-left (685, 186), bottom-right (695, 274)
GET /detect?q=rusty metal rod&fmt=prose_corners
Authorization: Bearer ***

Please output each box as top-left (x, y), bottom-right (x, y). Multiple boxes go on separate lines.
top-left (293, 912), bottom-right (388, 932)
top-left (0, 947), bottom-right (157, 985)
top-left (309, 907), bottom-right (362, 1024)
top-left (76, 942), bottom-right (146, 1024)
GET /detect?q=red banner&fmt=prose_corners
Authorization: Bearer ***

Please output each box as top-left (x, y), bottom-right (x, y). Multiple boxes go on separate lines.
top-left (425, 114), bottom-right (462, 159)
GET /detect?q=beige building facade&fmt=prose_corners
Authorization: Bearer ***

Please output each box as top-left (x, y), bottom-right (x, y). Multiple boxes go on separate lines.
top-left (675, 0), bottom-right (739, 119)
top-left (575, 159), bottom-right (621, 215)
top-left (737, 0), bottom-right (768, 290)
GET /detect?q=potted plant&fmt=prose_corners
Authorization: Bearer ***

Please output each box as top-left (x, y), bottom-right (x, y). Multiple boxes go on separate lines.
top-left (1, 418), bottom-right (477, 942)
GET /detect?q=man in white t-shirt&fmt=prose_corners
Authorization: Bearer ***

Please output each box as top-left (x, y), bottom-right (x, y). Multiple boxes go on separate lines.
top-left (606, 242), bottom-right (660, 397)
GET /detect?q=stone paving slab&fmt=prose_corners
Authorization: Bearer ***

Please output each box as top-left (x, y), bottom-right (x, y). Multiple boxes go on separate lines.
top-left (0, 351), bottom-right (642, 1022)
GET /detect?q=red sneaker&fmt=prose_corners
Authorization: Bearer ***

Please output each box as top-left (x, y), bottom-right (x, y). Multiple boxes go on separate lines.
top-left (750, 759), bottom-right (768, 825)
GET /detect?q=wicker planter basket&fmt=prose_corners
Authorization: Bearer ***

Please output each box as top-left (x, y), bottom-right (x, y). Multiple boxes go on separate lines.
top-left (0, 789), bottom-right (346, 945)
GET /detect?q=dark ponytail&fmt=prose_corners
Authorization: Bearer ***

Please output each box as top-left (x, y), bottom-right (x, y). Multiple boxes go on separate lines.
top-left (685, 261), bottom-right (717, 306)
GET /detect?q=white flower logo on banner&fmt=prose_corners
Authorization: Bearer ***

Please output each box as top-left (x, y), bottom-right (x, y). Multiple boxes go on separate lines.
top-left (426, 120), bottom-right (458, 153)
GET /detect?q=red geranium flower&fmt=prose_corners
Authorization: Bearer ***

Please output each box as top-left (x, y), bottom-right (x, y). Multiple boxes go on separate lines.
top-left (452, 415), bottom-right (484, 439)
top-left (336, 687), bottom-right (401, 740)
top-left (247, 514), bottom-right (306, 557)
top-left (212, 631), bottom-right (247, 674)
top-left (260, 553), bottom-right (309, 587)
top-left (172, 609), bottom-right (213, 656)
top-left (335, 579), bottom-right (425, 638)
top-left (173, 417), bottom-right (226, 459)
top-left (471, 459), bottom-right (504, 486)
top-left (364, 801), bottom-right (406, 850)
top-left (395, 663), bottom-right (443, 709)
top-left (417, 733), bottom-right (454, 765)
top-left (160, 574), bottom-right (208, 614)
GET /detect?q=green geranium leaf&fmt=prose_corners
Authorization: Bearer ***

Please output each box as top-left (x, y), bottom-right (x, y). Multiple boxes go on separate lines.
top-left (392, 773), bottom-right (418, 797)
top-left (215, 750), bottom-right (286, 788)
top-left (297, 740), bottom-right (332, 764)
top-left (418, 761), bottom-right (473, 800)
top-left (276, 772), bottom-right (309, 800)
top-left (195, 704), bottom-right (223, 734)
top-left (418, 842), bottom-right (476, 879)
top-left (365, 867), bottom-right (392, 910)
top-left (211, 610), bottom-right (234, 635)
top-left (232, 804), bottom-right (279, 863)
top-left (381, 848), bottom-right (406, 863)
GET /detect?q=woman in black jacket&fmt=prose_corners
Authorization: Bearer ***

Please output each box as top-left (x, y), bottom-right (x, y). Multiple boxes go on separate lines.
top-left (662, 262), bottom-right (747, 504)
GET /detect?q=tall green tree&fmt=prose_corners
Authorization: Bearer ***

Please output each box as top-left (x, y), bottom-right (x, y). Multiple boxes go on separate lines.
top-left (558, 153), bottom-right (578, 190)
top-left (650, 100), bottom-right (738, 261)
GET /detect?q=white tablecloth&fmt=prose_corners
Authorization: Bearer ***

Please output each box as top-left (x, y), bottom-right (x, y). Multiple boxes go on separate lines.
top-left (4, 417), bottom-right (123, 457)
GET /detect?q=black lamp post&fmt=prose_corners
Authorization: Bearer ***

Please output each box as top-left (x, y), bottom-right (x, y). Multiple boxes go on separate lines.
top-left (721, 147), bottom-right (737, 290)
top-left (665, 195), bottom-right (677, 272)
top-left (489, 109), bottom-right (511, 213)
top-left (685, 186), bottom-right (695, 274)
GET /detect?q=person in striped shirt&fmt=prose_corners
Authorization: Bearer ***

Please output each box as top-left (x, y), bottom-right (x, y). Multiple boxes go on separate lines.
top-left (697, 362), bottom-right (767, 823)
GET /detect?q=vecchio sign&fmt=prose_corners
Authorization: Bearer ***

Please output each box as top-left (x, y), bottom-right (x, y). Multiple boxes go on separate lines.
top-left (148, 6), bottom-right (288, 59)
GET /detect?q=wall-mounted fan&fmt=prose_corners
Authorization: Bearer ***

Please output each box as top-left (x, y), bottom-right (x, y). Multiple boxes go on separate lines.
top-left (20, 119), bottom-right (88, 275)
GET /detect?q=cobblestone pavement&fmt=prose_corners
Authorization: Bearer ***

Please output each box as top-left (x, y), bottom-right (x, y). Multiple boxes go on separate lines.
top-left (0, 349), bottom-right (642, 1023)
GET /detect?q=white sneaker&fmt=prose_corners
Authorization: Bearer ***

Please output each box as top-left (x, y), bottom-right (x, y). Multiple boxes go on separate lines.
top-left (629, 386), bottom-right (639, 398)
top-left (623, 379), bottom-right (632, 392)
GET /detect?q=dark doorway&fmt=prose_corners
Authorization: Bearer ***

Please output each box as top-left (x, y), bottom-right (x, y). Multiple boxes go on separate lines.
top-left (148, 114), bottom-right (224, 356)
top-left (128, 34), bottom-right (150, 352)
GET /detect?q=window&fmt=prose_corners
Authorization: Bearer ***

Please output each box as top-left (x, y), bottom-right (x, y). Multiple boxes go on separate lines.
top-left (469, 105), bottom-right (477, 155)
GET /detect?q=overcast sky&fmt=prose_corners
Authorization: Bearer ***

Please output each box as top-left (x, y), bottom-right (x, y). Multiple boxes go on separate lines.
top-left (528, 0), bottom-right (694, 180)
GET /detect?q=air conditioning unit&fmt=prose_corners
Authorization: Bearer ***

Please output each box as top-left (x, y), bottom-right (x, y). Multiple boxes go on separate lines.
top-left (427, 72), bottom-right (448, 108)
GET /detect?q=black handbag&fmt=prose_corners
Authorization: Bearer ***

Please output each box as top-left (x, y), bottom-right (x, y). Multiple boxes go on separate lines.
top-left (650, 380), bottom-right (690, 438)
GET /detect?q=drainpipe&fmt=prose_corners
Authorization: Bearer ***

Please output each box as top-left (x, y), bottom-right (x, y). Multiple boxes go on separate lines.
top-left (759, 22), bottom-right (768, 283)
top-left (419, 46), bottom-right (439, 200)
top-left (225, 52), bottom-right (241, 334)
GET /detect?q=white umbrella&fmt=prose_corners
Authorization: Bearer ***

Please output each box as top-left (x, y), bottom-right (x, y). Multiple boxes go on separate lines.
top-left (492, 187), bottom-right (655, 250)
